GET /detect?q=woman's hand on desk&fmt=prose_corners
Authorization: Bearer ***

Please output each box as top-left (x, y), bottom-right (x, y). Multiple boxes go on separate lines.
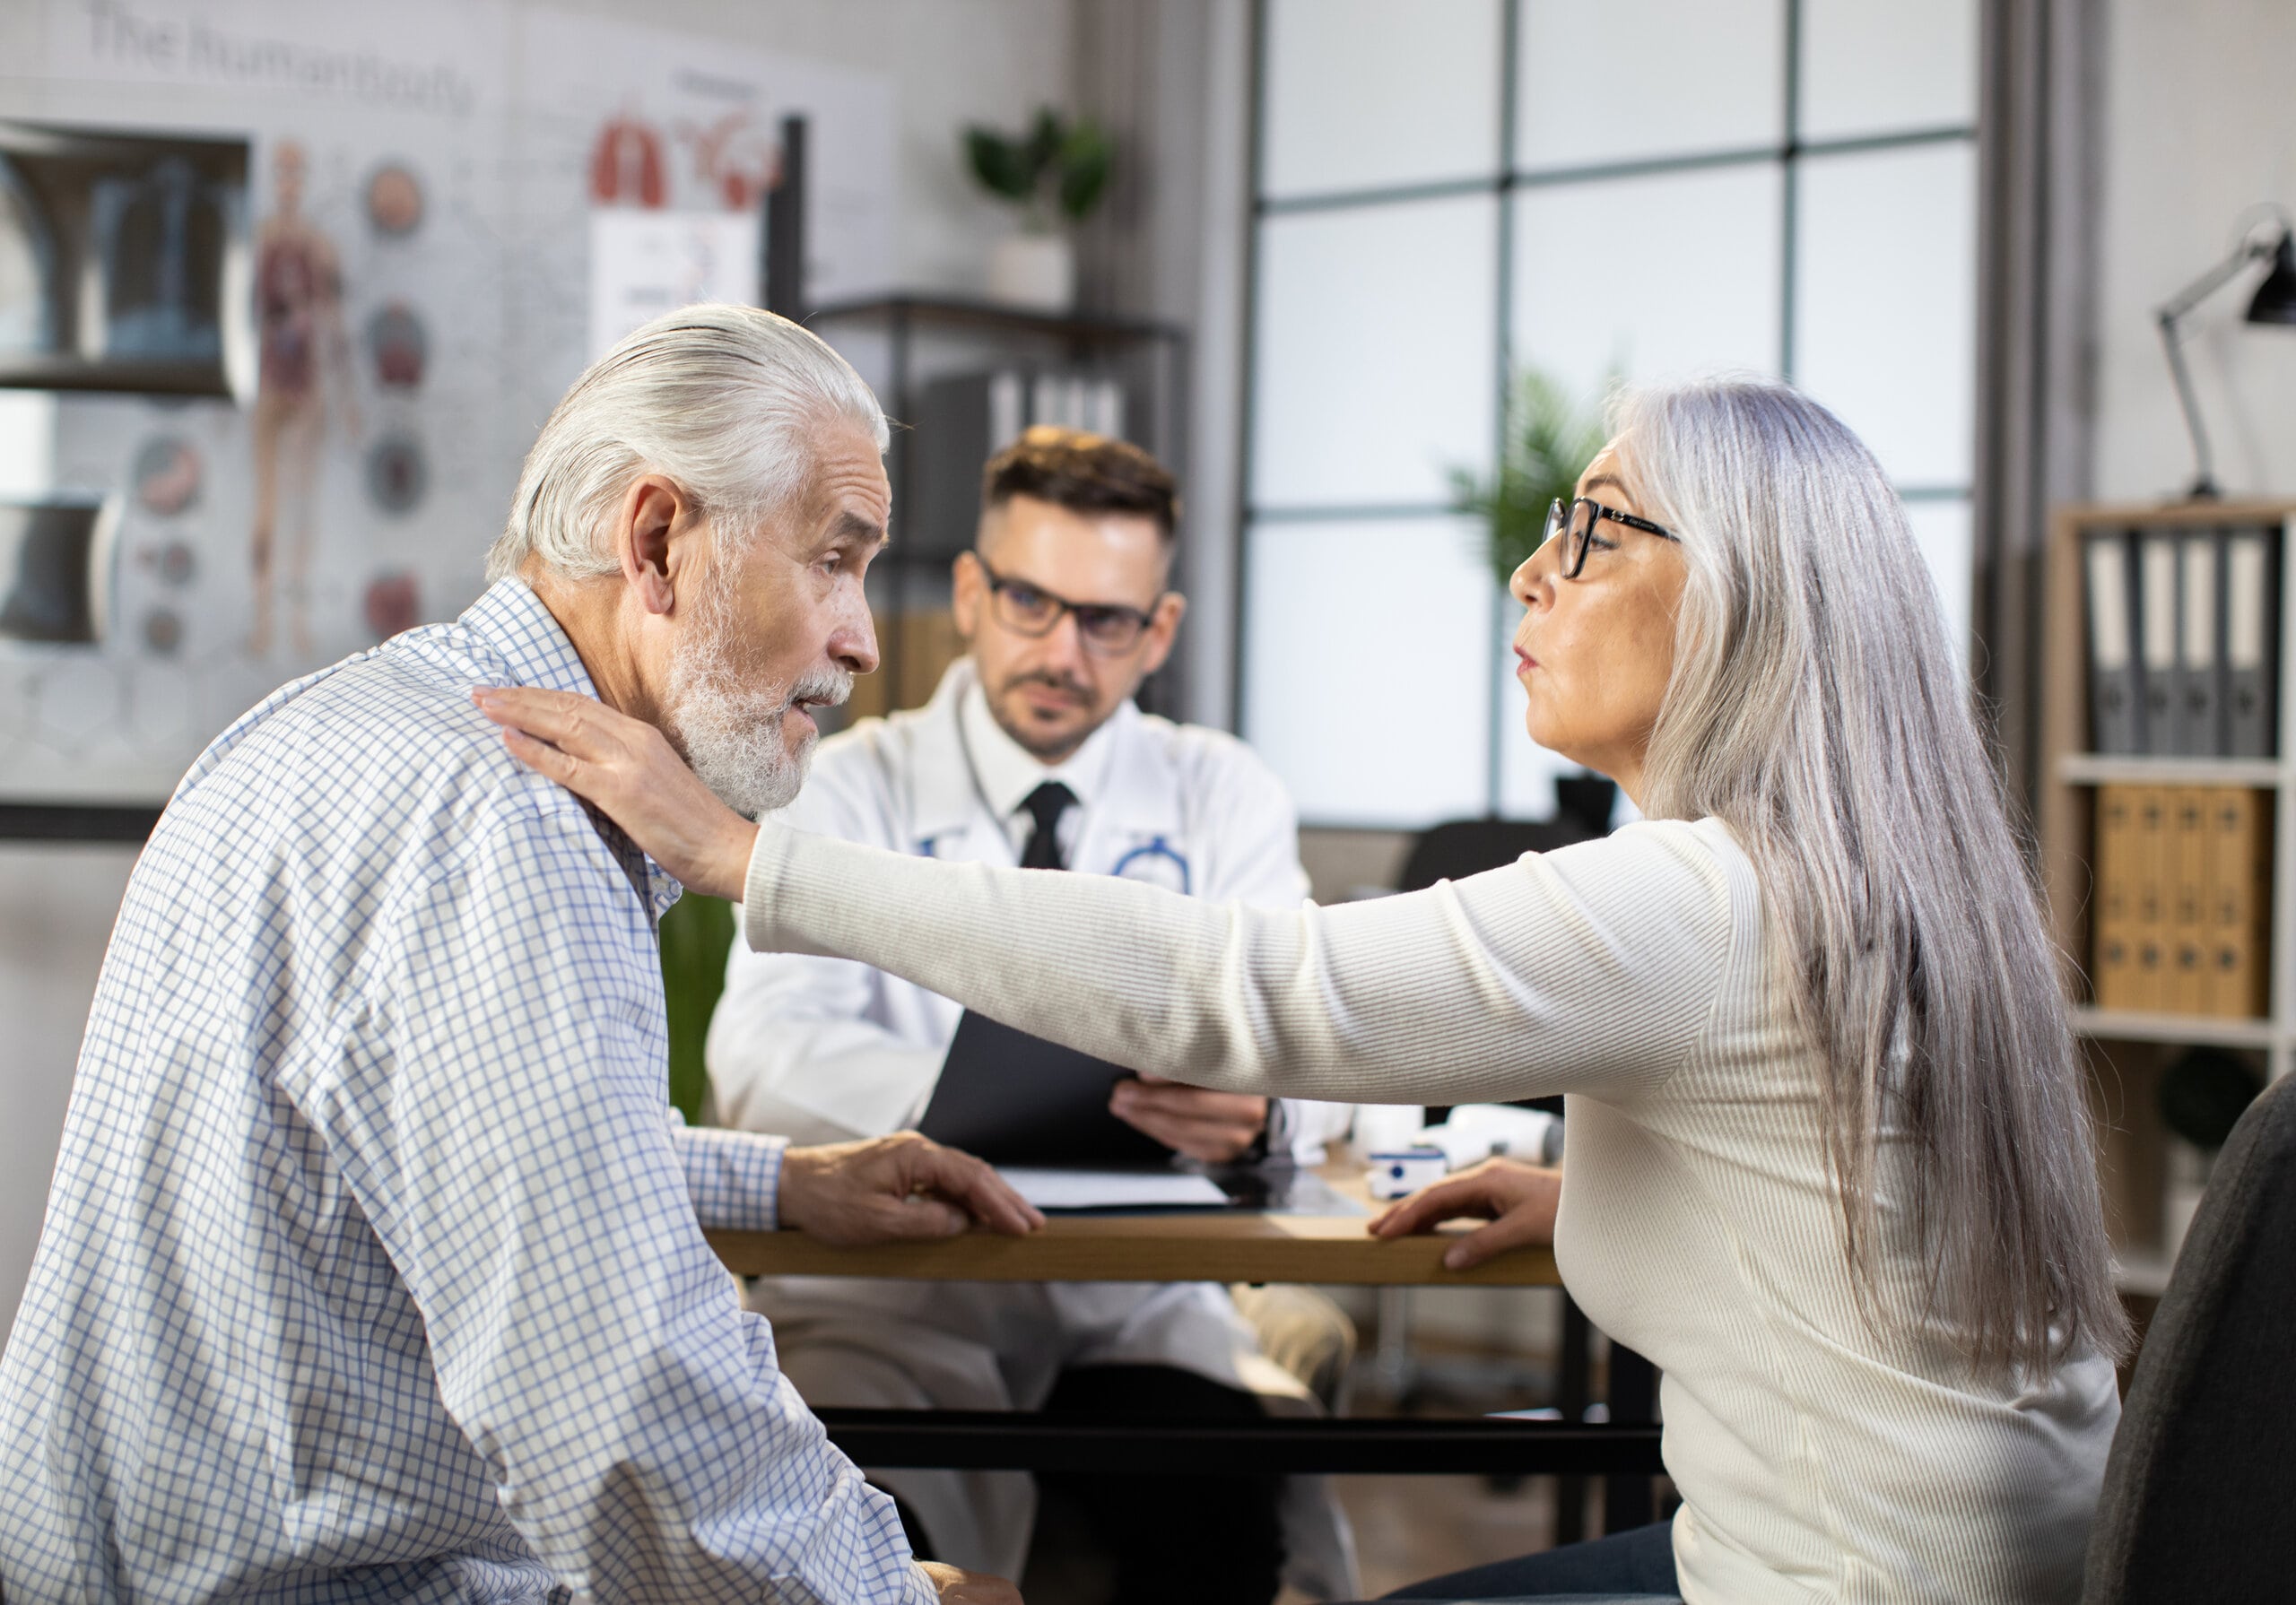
top-left (474, 685), bottom-right (758, 901)
top-left (1369, 1158), bottom-right (1562, 1271)
top-left (779, 1132), bottom-right (1046, 1246)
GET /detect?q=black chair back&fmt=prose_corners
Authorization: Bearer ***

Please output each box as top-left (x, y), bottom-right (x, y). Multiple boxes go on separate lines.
top-left (1396, 817), bottom-right (1594, 894)
top-left (1396, 816), bottom-right (1597, 1125)
top-left (2083, 1069), bottom-right (2296, 1601)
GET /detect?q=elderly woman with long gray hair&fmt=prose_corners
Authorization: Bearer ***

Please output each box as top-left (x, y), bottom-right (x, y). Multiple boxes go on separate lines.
top-left (480, 376), bottom-right (2129, 1605)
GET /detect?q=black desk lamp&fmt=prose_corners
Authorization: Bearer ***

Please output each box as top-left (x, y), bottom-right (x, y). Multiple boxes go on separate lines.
top-left (2156, 208), bottom-right (2296, 500)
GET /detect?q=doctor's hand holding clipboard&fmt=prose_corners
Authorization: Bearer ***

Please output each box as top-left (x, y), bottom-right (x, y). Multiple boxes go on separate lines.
top-left (1109, 1074), bottom-right (1266, 1161)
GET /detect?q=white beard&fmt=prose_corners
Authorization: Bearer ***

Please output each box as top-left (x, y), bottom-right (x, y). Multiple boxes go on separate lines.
top-left (664, 585), bottom-right (851, 819)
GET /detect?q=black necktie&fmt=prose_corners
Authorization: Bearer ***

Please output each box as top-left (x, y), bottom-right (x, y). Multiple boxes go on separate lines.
top-left (1019, 781), bottom-right (1077, 871)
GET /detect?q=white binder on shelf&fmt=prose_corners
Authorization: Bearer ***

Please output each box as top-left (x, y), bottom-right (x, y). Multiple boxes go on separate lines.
top-left (2224, 524), bottom-right (2281, 759)
top-left (988, 370), bottom-right (1025, 449)
top-left (2084, 530), bottom-right (2142, 755)
top-left (2138, 529), bottom-right (2181, 755)
top-left (2176, 531), bottom-right (2225, 757)
top-left (1085, 377), bottom-right (1125, 438)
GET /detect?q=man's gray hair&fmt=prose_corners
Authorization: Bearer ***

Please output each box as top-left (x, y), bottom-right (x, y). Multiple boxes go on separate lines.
top-left (1619, 376), bottom-right (2129, 1382)
top-left (486, 303), bottom-right (888, 583)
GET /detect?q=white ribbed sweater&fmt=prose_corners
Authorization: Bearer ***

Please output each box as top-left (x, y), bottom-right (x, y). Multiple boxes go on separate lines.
top-left (743, 814), bottom-right (2119, 1605)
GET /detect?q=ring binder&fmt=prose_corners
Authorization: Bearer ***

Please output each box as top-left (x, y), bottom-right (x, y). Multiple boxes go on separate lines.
top-left (2177, 532), bottom-right (2225, 757)
top-left (2139, 530), bottom-right (2181, 755)
top-left (2084, 530), bottom-right (2142, 755)
top-left (2224, 525), bottom-right (2280, 759)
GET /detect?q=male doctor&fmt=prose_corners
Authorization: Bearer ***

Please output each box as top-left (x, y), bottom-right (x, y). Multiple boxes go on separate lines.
top-left (708, 428), bottom-right (1353, 1604)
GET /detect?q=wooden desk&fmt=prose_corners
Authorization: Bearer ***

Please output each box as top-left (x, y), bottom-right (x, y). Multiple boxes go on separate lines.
top-left (706, 1165), bottom-right (1559, 1288)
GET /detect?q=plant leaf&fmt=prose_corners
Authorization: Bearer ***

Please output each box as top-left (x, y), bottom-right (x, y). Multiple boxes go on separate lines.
top-left (965, 126), bottom-right (1035, 203)
top-left (1057, 120), bottom-right (1114, 221)
top-left (1025, 108), bottom-right (1066, 183)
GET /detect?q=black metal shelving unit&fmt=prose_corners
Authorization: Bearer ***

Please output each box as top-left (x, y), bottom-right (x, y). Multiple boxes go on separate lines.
top-left (804, 295), bottom-right (1190, 717)
top-left (0, 801), bottom-right (165, 843)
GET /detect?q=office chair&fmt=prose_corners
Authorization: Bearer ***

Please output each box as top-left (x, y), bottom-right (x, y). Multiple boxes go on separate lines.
top-left (2083, 1067), bottom-right (2296, 1602)
top-left (1394, 813), bottom-right (1604, 896)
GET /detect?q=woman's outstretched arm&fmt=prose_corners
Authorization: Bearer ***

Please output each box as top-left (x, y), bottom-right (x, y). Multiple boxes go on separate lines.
top-left (477, 684), bottom-right (1734, 1107)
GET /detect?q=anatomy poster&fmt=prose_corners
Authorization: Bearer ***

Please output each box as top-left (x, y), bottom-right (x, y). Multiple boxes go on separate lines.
top-left (2, 0), bottom-right (893, 804)
top-left (513, 8), bottom-right (897, 422)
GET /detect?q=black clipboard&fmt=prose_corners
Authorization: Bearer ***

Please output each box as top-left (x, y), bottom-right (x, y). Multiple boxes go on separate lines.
top-left (916, 1010), bottom-right (1172, 1167)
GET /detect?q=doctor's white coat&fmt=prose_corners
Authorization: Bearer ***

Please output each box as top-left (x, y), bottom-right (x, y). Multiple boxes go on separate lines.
top-left (707, 657), bottom-right (1355, 1586)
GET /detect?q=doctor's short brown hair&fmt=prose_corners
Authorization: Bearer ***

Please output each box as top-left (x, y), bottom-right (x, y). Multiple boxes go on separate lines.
top-left (980, 426), bottom-right (1179, 542)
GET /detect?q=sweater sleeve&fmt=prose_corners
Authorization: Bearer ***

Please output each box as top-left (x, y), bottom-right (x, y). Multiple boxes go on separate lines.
top-left (744, 815), bottom-right (1742, 1107)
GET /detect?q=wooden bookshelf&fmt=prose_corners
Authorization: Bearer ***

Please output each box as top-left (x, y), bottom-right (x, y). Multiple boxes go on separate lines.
top-left (2038, 499), bottom-right (2296, 1271)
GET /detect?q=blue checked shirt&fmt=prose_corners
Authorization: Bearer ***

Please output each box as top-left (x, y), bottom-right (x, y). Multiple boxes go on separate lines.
top-left (0, 580), bottom-right (934, 1604)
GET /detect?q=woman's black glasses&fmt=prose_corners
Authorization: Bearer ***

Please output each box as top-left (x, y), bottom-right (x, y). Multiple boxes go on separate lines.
top-left (973, 556), bottom-right (1164, 655)
top-left (1541, 497), bottom-right (1679, 579)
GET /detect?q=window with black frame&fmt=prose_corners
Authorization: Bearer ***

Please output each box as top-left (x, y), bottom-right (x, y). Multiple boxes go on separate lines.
top-left (1239, 0), bottom-right (1979, 829)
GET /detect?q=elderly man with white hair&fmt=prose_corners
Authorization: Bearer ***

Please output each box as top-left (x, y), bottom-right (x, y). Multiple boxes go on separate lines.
top-left (0, 307), bottom-right (1039, 1605)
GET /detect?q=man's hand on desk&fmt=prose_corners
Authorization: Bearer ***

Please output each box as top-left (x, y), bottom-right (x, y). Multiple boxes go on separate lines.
top-left (1109, 1075), bottom-right (1270, 1163)
top-left (918, 1560), bottom-right (1024, 1603)
top-left (1369, 1157), bottom-right (1562, 1271)
top-left (778, 1132), bottom-right (1046, 1246)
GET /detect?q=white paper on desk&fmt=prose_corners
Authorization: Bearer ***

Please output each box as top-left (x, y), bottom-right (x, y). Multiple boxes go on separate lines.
top-left (996, 1167), bottom-right (1231, 1210)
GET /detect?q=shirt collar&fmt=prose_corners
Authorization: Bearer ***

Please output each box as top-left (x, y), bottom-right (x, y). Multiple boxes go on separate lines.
top-left (461, 577), bottom-right (606, 699)
top-left (958, 664), bottom-right (1121, 823)
top-left (462, 578), bottom-right (682, 918)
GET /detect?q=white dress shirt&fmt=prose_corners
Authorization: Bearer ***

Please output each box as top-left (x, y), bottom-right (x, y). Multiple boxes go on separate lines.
top-left (959, 668), bottom-right (1115, 864)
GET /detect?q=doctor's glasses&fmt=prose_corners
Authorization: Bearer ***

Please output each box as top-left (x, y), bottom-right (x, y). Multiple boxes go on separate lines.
top-left (972, 556), bottom-right (1165, 655)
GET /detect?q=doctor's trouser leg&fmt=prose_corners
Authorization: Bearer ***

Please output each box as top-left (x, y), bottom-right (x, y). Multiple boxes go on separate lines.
top-left (1039, 1363), bottom-right (1286, 1605)
top-left (769, 1315), bottom-right (1037, 1581)
top-left (770, 1315), bottom-right (1287, 1601)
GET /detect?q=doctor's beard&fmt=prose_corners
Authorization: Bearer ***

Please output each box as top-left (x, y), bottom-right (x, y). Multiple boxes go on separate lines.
top-left (664, 579), bottom-right (852, 820)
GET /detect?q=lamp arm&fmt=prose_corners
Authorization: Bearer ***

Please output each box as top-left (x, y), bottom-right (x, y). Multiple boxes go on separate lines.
top-left (2152, 215), bottom-right (2292, 501)
top-left (2156, 236), bottom-right (2275, 325)
top-left (2157, 308), bottom-right (2218, 499)
top-left (2152, 236), bottom-right (2276, 500)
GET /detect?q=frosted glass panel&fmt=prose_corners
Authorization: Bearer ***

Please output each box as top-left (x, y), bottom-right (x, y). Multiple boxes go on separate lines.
top-left (1903, 496), bottom-right (1974, 670)
top-left (1798, 0), bottom-right (1978, 142)
top-left (1793, 142), bottom-right (1976, 487)
top-left (1252, 196), bottom-right (1497, 508)
top-left (1512, 164), bottom-right (1784, 405)
top-left (1244, 517), bottom-right (1494, 825)
top-left (1516, 0), bottom-right (1783, 169)
top-left (1263, 0), bottom-right (1501, 199)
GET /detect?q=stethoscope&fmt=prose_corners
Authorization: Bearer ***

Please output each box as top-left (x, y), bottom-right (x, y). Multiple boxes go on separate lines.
top-left (913, 830), bottom-right (1192, 896)
top-left (1110, 836), bottom-right (1191, 896)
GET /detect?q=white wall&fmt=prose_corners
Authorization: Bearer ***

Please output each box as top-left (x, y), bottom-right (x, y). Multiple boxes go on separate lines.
top-left (0, 0), bottom-right (1076, 1341)
top-left (2092, 0), bottom-right (2296, 501)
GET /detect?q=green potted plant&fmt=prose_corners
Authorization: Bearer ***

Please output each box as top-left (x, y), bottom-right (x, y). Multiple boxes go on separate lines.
top-left (964, 108), bottom-right (1114, 311)
top-left (657, 893), bottom-right (734, 1126)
